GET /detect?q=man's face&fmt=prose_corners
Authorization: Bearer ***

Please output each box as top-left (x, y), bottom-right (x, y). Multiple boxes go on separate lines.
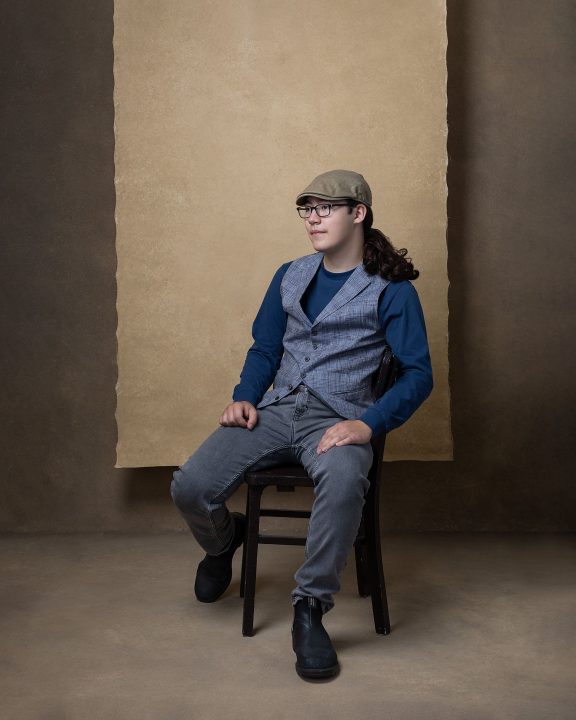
top-left (299, 196), bottom-right (364, 255)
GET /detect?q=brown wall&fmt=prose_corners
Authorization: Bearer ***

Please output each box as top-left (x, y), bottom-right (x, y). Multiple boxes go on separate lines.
top-left (1, 0), bottom-right (575, 532)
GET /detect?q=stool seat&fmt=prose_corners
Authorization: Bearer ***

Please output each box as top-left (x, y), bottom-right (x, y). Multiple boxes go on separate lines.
top-left (244, 464), bottom-right (312, 485)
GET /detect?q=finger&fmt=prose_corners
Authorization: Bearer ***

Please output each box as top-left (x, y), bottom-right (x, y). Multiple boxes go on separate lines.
top-left (334, 435), bottom-right (352, 446)
top-left (319, 426), bottom-right (339, 443)
top-left (321, 432), bottom-right (356, 452)
top-left (236, 405), bottom-right (252, 426)
top-left (221, 408), bottom-right (238, 427)
top-left (317, 436), bottom-right (339, 454)
top-left (246, 406), bottom-right (258, 430)
top-left (316, 431), bottom-right (328, 453)
top-left (316, 423), bottom-right (347, 453)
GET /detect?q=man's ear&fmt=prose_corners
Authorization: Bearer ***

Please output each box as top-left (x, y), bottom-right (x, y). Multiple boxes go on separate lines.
top-left (352, 204), bottom-right (368, 224)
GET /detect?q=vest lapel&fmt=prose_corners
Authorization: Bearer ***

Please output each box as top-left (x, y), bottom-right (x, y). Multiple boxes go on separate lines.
top-left (312, 262), bottom-right (372, 327)
top-left (289, 252), bottom-right (324, 327)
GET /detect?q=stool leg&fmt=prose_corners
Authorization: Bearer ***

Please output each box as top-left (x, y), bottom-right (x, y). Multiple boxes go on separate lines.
top-left (242, 484), bottom-right (264, 637)
top-left (240, 488), bottom-right (250, 599)
top-left (354, 519), bottom-right (370, 597)
top-left (364, 482), bottom-right (391, 635)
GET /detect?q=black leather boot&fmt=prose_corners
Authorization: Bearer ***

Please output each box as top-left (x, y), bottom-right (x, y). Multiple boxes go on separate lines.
top-left (292, 597), bottom-right (339, 679)
top-left (194, 512), bottom-right (246, 603)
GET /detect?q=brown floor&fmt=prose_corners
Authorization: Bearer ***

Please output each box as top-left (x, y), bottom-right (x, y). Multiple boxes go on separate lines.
top-left (1, 533), bottom-right (575, 720)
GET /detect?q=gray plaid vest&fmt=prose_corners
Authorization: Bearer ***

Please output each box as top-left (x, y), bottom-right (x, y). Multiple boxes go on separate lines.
top-left (257, 252), bottom-right (390, 419)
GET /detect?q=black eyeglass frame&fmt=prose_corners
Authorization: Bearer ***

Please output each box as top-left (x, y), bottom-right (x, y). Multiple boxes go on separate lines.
top-left (296, 202), bottom-right (353, 219)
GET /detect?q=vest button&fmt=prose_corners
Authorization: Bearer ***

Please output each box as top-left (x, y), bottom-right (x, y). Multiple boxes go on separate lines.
top-left (304, 357), bottom-right (310, 362)
top-left (301, 372), bottom-right (307, 378)
top-left (288, 384), bottom-right (293, 390)
top-left (312, 344), bottom-right (318, 349)
top-left (274, 395), bottom-right (280, 400)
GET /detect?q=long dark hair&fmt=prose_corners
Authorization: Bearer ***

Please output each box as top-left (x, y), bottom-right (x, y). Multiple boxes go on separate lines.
top-left (359, 206), bottom-right (419, 281)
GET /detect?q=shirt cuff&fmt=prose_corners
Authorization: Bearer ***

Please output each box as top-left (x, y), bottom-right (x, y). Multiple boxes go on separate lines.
top-left (359, 407), bottom-right (388, 439)
top-left (232, 388), bottom-right (261, 406)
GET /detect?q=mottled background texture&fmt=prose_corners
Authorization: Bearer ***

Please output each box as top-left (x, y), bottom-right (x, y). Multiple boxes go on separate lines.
top-left (1, 0), bottom-right (575, 531)
top-left (114, 0), bottom-right (450, 466)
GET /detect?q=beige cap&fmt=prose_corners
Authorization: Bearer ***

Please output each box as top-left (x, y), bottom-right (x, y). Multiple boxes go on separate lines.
top-left (296, 169), bottom-right (372, 207)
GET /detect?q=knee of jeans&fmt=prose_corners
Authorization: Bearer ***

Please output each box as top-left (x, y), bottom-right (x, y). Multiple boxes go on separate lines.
top-left (170, 467), bottom-right (204, 512)
top-left (338, 476), bottom-right (370, 507)
top-left (313, 466), bottom-right (370, 506)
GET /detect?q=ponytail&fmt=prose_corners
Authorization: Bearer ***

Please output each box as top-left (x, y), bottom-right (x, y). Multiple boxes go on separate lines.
top-left (361, 207), bottom-right (419, 281)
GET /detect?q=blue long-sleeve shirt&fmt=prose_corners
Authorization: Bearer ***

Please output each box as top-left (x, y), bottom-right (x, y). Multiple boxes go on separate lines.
top-left (233, 260), bottom-right (433, 437)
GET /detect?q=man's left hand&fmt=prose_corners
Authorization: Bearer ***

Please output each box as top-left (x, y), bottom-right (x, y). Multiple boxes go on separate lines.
top-left (316, 420), bottom-right (373, 454)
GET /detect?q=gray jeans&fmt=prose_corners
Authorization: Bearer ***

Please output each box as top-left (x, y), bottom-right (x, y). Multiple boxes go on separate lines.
top-left (170, 385), bottom-right (373, 612)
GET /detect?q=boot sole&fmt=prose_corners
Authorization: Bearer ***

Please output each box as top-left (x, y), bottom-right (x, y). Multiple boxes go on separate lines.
top-left (295, 662), bottom-right (340, 680)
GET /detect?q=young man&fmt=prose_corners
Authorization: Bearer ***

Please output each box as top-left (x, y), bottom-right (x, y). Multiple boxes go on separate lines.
top-left (171, 170), bottom-right (433, 679)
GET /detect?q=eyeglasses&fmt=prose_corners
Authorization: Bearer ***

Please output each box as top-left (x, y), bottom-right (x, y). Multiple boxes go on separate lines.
top-left (296, 203), bottom-right (350, 219)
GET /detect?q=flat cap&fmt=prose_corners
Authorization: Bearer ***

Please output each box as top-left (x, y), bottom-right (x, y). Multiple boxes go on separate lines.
top-left (296, 169), bottom-right (372, 207)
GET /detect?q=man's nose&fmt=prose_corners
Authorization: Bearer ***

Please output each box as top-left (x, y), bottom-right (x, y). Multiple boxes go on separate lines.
top-left (307, 208), bottom-right (321, 223)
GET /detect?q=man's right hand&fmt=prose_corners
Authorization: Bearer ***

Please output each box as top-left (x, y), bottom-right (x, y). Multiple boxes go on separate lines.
top-left (219, 401), bottom-right (258, 430)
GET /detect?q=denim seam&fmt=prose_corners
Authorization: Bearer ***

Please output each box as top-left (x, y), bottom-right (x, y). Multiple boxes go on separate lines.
top-left (289, 442), bottom-right (320, 562)
top-left (296, 442), bottom-right (320, 483)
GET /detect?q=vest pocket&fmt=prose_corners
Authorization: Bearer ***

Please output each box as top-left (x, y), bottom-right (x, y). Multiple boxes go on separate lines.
top-left (331, 385), bottom-right (368, 398)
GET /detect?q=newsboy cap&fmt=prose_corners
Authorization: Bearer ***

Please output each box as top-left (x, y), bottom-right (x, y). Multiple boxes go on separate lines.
top-left (296, 169), bottom-right (372, 207)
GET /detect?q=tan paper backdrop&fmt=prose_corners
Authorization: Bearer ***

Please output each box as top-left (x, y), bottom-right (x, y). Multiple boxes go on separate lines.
top-left (114, 0), bottom-right (451, 467)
